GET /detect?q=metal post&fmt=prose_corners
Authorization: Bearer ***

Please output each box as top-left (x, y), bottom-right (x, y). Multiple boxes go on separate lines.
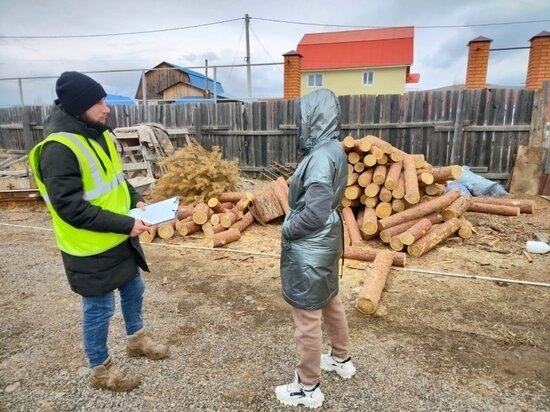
top-left (18, 78), bottom-right (24, 106)
top-left (245, 14), bottom-right (252, 99)
top-left (204, 59), bottom-right (209, 98)
top-left (213, 67), bottom-right (218, 103)
top-left (141, 70), bottom-right (148, 122)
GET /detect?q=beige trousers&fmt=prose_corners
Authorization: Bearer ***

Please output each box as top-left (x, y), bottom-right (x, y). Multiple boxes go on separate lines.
top-left (290, 294), bottom-right (351, 385)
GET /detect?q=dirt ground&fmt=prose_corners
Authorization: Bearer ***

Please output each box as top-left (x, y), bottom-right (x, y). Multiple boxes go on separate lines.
top-left (0, 181), bottom-right (549, 411)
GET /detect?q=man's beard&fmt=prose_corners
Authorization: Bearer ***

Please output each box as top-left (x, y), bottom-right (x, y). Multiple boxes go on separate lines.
top-left (80, 114), bottom-right (109, 131)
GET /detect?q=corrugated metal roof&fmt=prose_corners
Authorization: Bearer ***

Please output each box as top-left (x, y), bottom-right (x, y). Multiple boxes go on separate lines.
top-left (297, 26), bottom-right (414, 70)
top-left (170, 63), bottom-right (225, 94)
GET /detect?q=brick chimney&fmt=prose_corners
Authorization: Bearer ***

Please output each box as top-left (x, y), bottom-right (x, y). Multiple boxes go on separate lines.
top-left (283, 50), bottom-right (302, 99)
top-left (465, 36), bottom-right (492, 89)
top-left (526, 31), bottom-right (550, 90)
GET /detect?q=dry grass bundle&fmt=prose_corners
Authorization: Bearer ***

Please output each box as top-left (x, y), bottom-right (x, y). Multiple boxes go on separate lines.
top-left (148, 139), bottom-right (239, 205)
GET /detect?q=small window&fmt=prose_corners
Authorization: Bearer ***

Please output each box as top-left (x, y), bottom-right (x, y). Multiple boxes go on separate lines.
top-left (307, 74), bottom-right (323, 87)
top-left (363, 71), bottom-right (374, 85)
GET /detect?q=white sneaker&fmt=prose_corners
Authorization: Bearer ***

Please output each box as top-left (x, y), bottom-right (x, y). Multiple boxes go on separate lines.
top-left (321, 349), bottom-right (356, 379)
top-left (275, 370), bottom-right (324, 409)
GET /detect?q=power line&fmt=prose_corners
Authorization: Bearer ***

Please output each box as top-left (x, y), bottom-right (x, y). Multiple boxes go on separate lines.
top-left (2, 16), bottom-right (549, 40)
top-left (249, 25), bottom-right (282, 74)
top-left (0, 18), bottom-right (242, 39)
top-left (252, 17), bottom-right (550, 29)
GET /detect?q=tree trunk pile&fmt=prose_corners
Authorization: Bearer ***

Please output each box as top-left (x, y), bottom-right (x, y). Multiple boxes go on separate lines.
top-left (339, 134), bottom-right (534, 260)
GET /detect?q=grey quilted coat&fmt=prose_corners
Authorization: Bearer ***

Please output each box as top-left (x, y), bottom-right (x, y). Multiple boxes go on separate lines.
top-left (280, 89), bottom-right (348, 310)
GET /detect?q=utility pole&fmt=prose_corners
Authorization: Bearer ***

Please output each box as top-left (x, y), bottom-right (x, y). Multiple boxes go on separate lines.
top-left (245, 14), bottom-right (252, 99)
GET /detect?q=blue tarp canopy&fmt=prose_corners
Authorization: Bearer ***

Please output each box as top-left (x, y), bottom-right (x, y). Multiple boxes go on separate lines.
top-left (106, 93), bottom-right (136, 105)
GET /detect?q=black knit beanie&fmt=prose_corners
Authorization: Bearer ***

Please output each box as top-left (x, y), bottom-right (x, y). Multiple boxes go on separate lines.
top-left (55, 71), bottom-right (107, 116)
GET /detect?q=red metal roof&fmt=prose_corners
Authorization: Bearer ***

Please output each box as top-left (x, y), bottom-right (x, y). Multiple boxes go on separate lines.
top-left (297, 27), bottom-right (414, 70)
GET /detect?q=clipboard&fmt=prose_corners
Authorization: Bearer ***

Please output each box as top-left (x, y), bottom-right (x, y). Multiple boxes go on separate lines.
top-left (128, 196), bottom-right (180, 225)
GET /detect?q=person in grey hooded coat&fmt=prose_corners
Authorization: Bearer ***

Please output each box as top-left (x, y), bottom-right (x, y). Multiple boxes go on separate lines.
top-left (275, 89), bottom-right (356, 409)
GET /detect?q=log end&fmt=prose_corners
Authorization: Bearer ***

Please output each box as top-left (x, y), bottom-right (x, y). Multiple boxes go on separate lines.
top-left (356, 297), bottom-right (376, 315)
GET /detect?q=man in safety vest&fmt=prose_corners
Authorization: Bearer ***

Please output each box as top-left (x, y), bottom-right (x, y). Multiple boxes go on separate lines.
top-left (29, 71), bottom-right (168, 392)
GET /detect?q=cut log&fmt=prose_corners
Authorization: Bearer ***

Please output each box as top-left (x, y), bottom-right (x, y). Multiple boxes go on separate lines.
top-left (236, 192), bottom-right (255, 212)
top-left (407, 218), bottom-right (462, 257)
top-left (177, 205), bottom-right (195, 220)
top-left (269, 180), bottom-right (289, 214)
top-left (157, 219), bottom-right (177, 239)
top-left (360, 207), bottom-right (378, 236)
top-left (379, 212), bottom-right (443, 243)
top-left (432, 165), bottom-right (463, 183)
top-left (345, 184), bottom-right (363, 200)
top-left (399, 218), bottom-right (433, 245)
top-left (176, 219), bottom-right (202, 236)
top-left (467, 202), bottom-right (520, 216)
top-left (417, 172), bottom-right (434, 185)
top-left (365, 135), bottom-right (393, 154)
top-left (342, 135), bottom-right (356, 152)
top-left (458, 215), bottom-right (473, 239)
top-left (249, 189), bottom-right (284, 224)
top-left (218, 191), bottom-right (246, 203)
top-left (392, 174), bottom-right (405, 199)
top-left (220, 210), bottom-right (241, 228)
top-left (342, 206), bottom-right (363, 245)
top-left (347, 171), bottom-right (360, 187)
top-left (363, 153), bottom-right (377, 167)
top-left (341, 197), bottom-right (361, 208)
top-left (403, 155), bottom-right (420, 204)
top-left (378, 189), bottom-right (460, 231)
top-left (207, 198), bottom-right (225, 214)
top-left (389, 148), bottom-right (405, 162)
top-left (424, 183), bottom-right (445, 196)
top-left (372, 164), bottom-right (387, 185)
top-left (347, 151), bottom-right (361, 165)
top-left (375, 202), bottom-right (392, 218)
top-left (205, 227), bottom-right (241, 248)
top-left (355, 251), bottom-right (394, 315)
top-left (202, 222), bottom-right (226, 236)
top-left (389, 237), bottom-right (404, 251)
top-left (276, 176), bottom-right (289, 196)
top-left (384, 161), bottom-right (402, 190)
top-left (210, 212), bottom-right (224, 226)
top-left (355, 137), bottom-right (372, 153)
top-left (466, 197), bottom-right (535, 214)
top-left (441, 196), bottom-right (471, 221)
top-left (364, 196), bottom-right (379, 208)
top-left (379, 187), bottom-right (393, 203)
top-left (344, 246), bottom-right (406, 267)
top-left (364, 182), bottom-right (381, 197)
top-left (231, 211), bottom-right (255, 233)
top-left (391, 198), bottom-right (406, 213)
top-left (357, 169), bottom-right (373, 188)
top-left (192, 202), bottom-right (213, 225)
top-left (354, 162), bottom-right (365, 173)
top-left (412, 154), bottom-right (426, 169)
top-left (139, 225), bottom-right (158, 243)
top-left (377, 154), bottom-right (388, 165)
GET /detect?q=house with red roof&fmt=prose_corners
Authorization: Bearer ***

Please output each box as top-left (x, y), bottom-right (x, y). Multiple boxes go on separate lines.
top-left (283, 26), bottom-right (419, 98)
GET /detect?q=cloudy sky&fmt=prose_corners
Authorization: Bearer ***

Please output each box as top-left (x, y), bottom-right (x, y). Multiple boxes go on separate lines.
top-left (1, 0), bottom-right (549, 106)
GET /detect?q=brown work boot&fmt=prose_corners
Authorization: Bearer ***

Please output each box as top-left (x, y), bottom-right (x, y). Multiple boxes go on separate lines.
top-left (90, 356), bottom-right (141, 392)
top-left (127, 328), bottom-right (168, 360)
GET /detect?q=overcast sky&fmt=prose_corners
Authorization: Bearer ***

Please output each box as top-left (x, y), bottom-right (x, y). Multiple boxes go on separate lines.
top-left (1, 0), bottom-right (549, 106)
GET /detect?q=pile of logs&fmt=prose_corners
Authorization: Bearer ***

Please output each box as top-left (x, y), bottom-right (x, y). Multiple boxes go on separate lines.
top-left (140, 176), bottom-right (290, 248)
top-left (340, 134), bottom-right (536, 315)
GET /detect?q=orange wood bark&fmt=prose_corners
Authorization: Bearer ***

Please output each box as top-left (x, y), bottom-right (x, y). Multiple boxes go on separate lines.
top-left (399, 218), bottom-right (433, 245)
top-left (432, 165), bottom-right (463, 183)
top-left (236, 192), bottom-right (255, 212)
top-left (248, 189), bottom-right (284, 224)
top-left (218, 191), bottom-right (246, 203)
top-left (379, 212), bottom-right (442, 242)
top-left (458, 215), bottom-right (473, 239)
top-left (207, 198), bottom-right (225, 213)
top-left (466, 197), bottom-right (534, 214)
top-left (344, 246), bottom-right (406, 267)
top-left (356, 251), bottom-right (394, 315)
top-left (231, 211), bottom-right (255, 233)
top-left (466, 202), bottom-right (520, 216)
top-left (176, 219), bottom-right (202, 236)
top-left (342, 206), bottom-right (363, 245)
top-left (407, 218), bottom-right (462, 257)
top-left (441, 196), bottom-right (471, 221)
top-left (384, 161), bottom-right (402, 190)
top-left (205, 227), bottom-right (241, 248)
top-left (360, 207), bottom-right (378, 236)
top-left (192, 202), bottom-right (213, 225)
top-left (403, 154), bottom-right (420, 204)
top-left (378, 189), bottom-right (460, 231)
top-left (177, 205), bottom-right (195, 220)
top-left (392, 174), bottom-right (405, 199)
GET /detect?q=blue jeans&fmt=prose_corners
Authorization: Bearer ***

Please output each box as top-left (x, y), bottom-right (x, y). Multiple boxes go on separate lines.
top-left (82, 274), bottom-right (145, 367)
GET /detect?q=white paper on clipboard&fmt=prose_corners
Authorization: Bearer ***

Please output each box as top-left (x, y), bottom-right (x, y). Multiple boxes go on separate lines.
top-left (128, 196), bottom-right (180, 225)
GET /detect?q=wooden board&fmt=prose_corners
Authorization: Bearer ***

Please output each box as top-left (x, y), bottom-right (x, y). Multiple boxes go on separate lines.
top-left (509, 145), bottom-right (547, 195)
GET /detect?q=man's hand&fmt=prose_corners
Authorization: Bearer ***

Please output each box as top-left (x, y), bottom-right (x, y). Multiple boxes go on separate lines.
top-left (136, 201), bottom-right (147, 210)
top-left (130, 219), bottom-right (150, 237)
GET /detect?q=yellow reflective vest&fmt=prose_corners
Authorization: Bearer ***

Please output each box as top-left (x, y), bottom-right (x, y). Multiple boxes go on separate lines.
top-left (29, 131), bottom-right (130, 256)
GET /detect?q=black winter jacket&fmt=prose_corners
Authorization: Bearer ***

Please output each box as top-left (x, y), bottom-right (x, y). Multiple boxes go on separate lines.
top-left (38, 106), bottom-right (149, 296)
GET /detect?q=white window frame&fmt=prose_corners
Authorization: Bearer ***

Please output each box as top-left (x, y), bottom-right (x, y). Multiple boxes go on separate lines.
top-left (307, 73), bottom-right (323, 88)
top-left (363, 71), bottom-right (374, 86)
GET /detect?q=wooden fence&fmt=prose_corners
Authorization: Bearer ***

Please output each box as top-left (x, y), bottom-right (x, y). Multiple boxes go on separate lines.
top-left (2, 85), bottom-right (549, 179)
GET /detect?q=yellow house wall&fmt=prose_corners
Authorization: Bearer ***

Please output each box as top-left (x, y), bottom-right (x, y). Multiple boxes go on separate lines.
top-left (301, 67), bottom-right (406, 96)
